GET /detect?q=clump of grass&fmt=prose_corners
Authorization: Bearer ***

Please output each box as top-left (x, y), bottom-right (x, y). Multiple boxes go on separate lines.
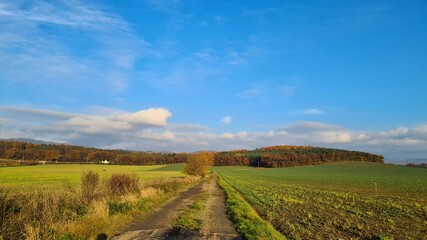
top-left (139, 187), bottom-right (160, 199)
top-left (107, 173), bottom-right (140, 196)
top-left (218, 178), bottom-right (285, 240)
top-left (174, 192), bottom-right (208, 231)
top-left (109, 201), bottom-right (132, 215)
top-left (0, 188), bottom-right (80, 240)
top-left (0, 188), bottom-right (20, 239)
top-left (60, 199), bottom-right (110, 240)
top-left (81, 170), bottom-right (100, 203)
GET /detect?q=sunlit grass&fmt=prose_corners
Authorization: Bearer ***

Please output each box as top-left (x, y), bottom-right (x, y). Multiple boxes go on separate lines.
top-left (0, 163), bottom-right (196, 239)
top-left (0, 163), bottom-right (186, 191)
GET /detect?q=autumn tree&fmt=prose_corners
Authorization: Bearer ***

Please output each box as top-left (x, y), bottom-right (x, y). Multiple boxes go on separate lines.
top-left (184, 152), bottom-right (213, 177)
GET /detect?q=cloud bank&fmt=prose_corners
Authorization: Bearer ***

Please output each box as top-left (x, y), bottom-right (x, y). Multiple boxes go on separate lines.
top-left (1, 106), bottom-right (426, 161)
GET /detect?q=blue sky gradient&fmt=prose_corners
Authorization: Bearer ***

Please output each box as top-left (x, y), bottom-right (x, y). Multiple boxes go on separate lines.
top-left (1, 0), bottom-right (426, 161)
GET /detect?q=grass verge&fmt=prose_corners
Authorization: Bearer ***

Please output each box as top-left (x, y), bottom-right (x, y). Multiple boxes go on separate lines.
top-left (218, 177), bottom-right (284, 240)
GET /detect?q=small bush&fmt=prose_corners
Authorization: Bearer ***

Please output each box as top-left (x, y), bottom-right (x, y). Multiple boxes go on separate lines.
top-left (81, 170), bottom-right (100, 203)
top-left (107, 173), bottom-right (140, 196)
top-left (184, 153), bottom-right (213, 177)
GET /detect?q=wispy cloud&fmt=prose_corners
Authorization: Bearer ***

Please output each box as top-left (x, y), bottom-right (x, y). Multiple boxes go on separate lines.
top-left (139, 52), bottom-right (224, 91)
top-left (237, 81), bottom-right (298, 99)
top-left (0, 0), bottom-right (150, 94)
top-left (295, 108), bottom-right (325, 115)
top-left (221, 116), bottom-right (232, 125)
top-left (214, 15), bottom-right (227, 22)
top-left (237, 84), bottom-right (264, 98)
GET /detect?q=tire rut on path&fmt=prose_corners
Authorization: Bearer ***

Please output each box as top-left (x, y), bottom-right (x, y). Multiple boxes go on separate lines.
top-left (111, 180), bottom-right (206, 240)
top-left (111, 177), bottom-right (241, 240)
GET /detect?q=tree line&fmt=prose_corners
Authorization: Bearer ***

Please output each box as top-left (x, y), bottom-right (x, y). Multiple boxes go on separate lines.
top-left (0, 141), bottom-right (384, 167)
top-left (0, 141), bottom-right (187, 165)
top-left (214, 145), bottom-right (384, 167)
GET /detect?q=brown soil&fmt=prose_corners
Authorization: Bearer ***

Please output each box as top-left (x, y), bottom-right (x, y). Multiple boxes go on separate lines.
top-left (111, 177), bottom-right (240, 240)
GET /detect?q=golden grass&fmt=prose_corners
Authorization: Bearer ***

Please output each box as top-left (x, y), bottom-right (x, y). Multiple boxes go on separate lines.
top-left (0, 165), bottom-right (198, 240)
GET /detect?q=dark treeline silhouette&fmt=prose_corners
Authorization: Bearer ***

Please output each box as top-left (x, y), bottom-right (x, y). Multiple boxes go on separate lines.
top-left (406, 163), bottom-right (427, 168)
top-left (0, 141), bottom-right (187, 165)
top-left (0, 141), bottom-right (383, 167)
top-left (214, 145), bottom-right (384, 167)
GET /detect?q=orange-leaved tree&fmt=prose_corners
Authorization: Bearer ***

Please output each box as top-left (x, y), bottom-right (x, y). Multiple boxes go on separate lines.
top-left (184, 152), bottom-right (214, 177)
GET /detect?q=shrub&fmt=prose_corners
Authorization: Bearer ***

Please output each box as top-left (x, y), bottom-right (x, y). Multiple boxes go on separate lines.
top-left (184, 152), bottom-right (213, 177)
top-left (107, 173), bottom-right (140, 196)
top-left (81, 170), bottom-right (100, 203)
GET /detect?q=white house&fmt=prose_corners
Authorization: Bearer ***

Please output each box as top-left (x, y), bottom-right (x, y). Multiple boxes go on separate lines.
top-left (101, 160), bottom-right (109, 164)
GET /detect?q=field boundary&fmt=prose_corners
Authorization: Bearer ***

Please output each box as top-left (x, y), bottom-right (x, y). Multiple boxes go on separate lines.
top-left (217, 176), bottom-right (285, 240)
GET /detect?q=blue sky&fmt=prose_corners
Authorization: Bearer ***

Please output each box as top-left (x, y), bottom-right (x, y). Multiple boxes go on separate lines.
top-left (0, 0), bottom-right (426, 161)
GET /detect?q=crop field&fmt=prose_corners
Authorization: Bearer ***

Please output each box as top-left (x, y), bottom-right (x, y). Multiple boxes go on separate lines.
top-left (0, 163), bottom-right (186, 191)
top-left (215, 162), bottom-right (427, 239)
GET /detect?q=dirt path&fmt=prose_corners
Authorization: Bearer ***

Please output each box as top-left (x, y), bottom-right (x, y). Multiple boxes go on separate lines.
top-left (112, 177), bottom-right (240, 240)
top-left (198, 177), bottom-right (241, 240)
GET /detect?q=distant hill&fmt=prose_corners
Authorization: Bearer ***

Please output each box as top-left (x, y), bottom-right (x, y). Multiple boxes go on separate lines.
top-left (214, 145), bottom-right (384, 167)
top-left (1, 138), bottom-right (60, 145)
top-left (0, 140), bottom-right (384, 168)
top-left (0, 140), bottom-right (188, 165)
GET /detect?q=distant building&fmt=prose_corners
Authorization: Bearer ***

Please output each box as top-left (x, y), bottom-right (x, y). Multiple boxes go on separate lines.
top-left (101, 160), bottom-right (109, 164)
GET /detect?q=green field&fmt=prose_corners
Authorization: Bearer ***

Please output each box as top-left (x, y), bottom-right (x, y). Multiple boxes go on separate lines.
top-left (0, 163), bottom-right (186, 191)
top-left (0, 163), bottom-right (195, 239)
top-left (215, 162), bottom-right (427, 239)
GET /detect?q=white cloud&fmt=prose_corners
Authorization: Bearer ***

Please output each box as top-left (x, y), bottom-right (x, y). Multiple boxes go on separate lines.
top-left (0, 106), bottom-right (172, 134)
top-left (295, 108), bottom-right (325, 115)
top-left (378, 127), bottom-right (409, 138)
top-left (412, 124), bottom-right (427, 138)
top-left (1, 106), bottom-right (427, 160)
top-left (221, 133), bottom-right (234, 139)
top-left (138, 130), bottom-right (176, 141)
top-left (221, 116), bottom-right (232, 125)
top-left (0, 106), bottom-right (74, 119)
top-left (112, 108), bottom-right (172, 127)
top-left (237, 131), bottom-right (248, 138)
